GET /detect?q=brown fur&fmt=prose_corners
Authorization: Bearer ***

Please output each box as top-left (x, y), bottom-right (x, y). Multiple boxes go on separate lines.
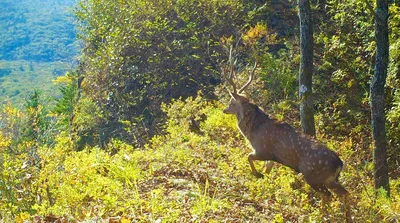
top-left (224, 93), bottom-right (348, 196)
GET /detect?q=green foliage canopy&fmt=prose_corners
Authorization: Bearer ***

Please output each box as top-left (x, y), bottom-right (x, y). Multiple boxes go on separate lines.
top-left (74, 0), bottom-right (262, 146)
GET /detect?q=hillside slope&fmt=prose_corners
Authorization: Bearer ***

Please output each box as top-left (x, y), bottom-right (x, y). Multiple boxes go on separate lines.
top-left (0, 60), bottom-right (70, 105)
top-left (2, 96), bottom-right (398, 222)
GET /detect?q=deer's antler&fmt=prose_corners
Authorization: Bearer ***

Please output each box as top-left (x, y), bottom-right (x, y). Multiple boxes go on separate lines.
top-left (223, 45), bottom-right (238, 94)
top-left (222, 44), bottom-right (257, 95)
top-left (238, 61), bottom-right (257, 94)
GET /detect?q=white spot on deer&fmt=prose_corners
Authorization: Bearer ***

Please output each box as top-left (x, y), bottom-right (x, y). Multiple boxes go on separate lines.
top-left (319, 160), bottom-right (322, 164)
top-left (325, 160), bottom-right (329, 165)
top-left (300, 84), bottom-right (308, 94)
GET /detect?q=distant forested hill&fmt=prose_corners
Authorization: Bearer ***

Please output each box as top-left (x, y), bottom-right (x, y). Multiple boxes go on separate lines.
top-left (0, 0), bottom-right (78, 62)
top-left (0, 0), bottom-right (78, 105)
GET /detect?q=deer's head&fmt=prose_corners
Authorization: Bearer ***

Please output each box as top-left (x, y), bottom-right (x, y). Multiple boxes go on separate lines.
top-left (223, 92), bottom-right (250, 119)
top-left (222, 45), bottom-right (257, 119)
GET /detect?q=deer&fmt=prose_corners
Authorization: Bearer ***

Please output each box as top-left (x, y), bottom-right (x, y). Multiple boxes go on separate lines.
top-left (221, 47), bottom-right (348, 197)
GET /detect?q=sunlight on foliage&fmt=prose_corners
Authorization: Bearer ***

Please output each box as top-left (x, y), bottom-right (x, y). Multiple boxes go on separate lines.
top-left (1, 0), bottom-right (400, 222)
top-left (0, 94), bottom-right (400, 222)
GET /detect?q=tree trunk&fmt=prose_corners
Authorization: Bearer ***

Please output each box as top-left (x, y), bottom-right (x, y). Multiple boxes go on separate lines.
top-left (371, 0), bottom-right (390, 196)
top-left (298, 0), bottom-right (316, 136)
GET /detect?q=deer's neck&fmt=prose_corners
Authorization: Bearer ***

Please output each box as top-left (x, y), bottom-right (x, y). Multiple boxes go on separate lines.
top-left (237, 107), bottom-right (269, 138)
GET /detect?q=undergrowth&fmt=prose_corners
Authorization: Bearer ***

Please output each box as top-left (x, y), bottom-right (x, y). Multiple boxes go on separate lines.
top-left (0, 96), bottom-right (399, 222)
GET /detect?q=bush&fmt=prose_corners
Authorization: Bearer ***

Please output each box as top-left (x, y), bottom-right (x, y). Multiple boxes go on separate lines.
top-left (1, 93), bottom-right (400, 222)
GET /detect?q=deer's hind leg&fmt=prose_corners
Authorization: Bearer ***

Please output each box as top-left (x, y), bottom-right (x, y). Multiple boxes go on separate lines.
top-left (324, 166), bottom-right (348, 197)
top-left (265, 161), bottom-right (274, 174)
top-left (325, 180), bottom-right (348, 196)
top-left (325, 180), bottom-right (352, 222)
top-left (308, 183), bottom-right (332, 197)
top-left (303, 174), bottom-right (332, 197)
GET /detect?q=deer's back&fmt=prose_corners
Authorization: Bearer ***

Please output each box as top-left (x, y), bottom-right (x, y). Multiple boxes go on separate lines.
top-left (246, 118), bottom-right (342, 172)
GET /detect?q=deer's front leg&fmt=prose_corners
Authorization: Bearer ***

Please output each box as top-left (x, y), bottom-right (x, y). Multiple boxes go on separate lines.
top-left (248, 152), bottom-right (264, 178)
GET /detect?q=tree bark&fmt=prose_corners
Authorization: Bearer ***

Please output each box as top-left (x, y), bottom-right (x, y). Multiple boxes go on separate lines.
top-left (298, 0), bottom-right (316, 136)
top-left (371, 0), bottom-right (390, 196)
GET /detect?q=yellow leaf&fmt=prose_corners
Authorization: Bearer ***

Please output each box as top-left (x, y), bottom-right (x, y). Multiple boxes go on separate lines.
top-left (121, 217), bottom-right (131, 223)
top-left (16, 212), bottom-right (30, 223)
top-left (53, 74), bottom-right (73, 84)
